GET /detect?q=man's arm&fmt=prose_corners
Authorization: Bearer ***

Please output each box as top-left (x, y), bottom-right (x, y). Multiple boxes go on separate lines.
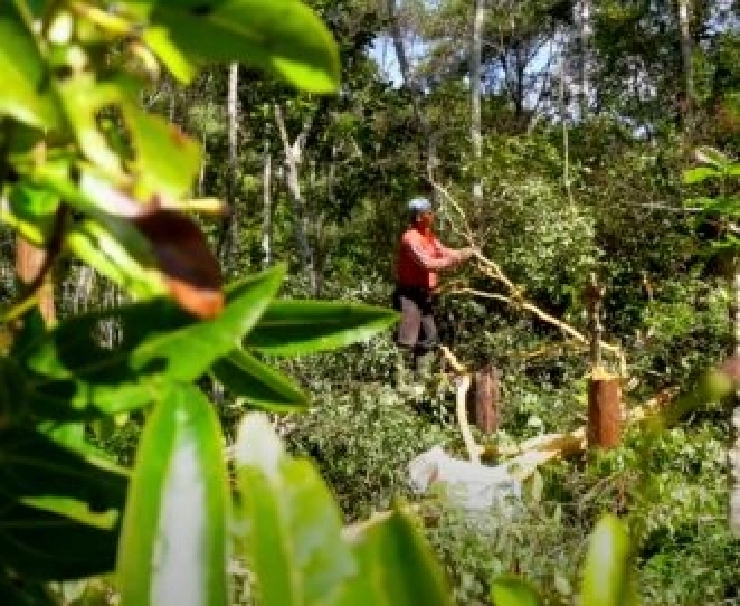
top-left (403, 235), bottom-right (458, 271)
top-left (436, 239), bottom-right (478, 265)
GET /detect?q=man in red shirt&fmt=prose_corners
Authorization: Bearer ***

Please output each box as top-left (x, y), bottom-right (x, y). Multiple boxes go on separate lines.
top-left (393, 196), bottom-right (477, 361)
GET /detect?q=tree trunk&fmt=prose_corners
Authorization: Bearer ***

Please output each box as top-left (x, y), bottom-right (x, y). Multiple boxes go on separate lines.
top-left (274, 104), bottom-right (316, 293)
top-left (262, 134), bottom-right (273, 268)
top-left (730, 265), bottom-right (740, 536)
top-left (678, 0), bottom-right (693, 138)
top-left (217, 62), bottom-right (240, 268)
top-left (15, 236), bottom-right (55, 325)
top-left (575, 0), bottom-right (592, 119)
top-left (198, 74), bottom-right (213, 198)
top-left (470, 0), bottom-right (484, 203)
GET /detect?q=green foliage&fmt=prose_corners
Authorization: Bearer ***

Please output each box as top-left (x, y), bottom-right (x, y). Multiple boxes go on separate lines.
top-left (0, 2), bottom-right (468, 606)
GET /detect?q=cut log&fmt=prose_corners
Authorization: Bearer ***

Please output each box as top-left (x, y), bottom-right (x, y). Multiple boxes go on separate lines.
top-left (587, 376), bottom-right (623, 448)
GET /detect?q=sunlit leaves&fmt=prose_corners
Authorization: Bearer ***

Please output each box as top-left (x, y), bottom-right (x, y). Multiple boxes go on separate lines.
top-left (132, 0), bottom-right (340, 93)
top-left (0, 4), bottom-right (60, 128)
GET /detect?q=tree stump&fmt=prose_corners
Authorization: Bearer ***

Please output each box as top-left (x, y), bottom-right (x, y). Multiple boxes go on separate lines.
top-left (587, 374), bottom-right (622, 449)
top-left (466, 364), bottom-right (501, 435)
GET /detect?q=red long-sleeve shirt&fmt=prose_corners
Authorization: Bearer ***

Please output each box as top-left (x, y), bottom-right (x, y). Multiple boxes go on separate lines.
top-left (396, 227), bottom-right (461, 290)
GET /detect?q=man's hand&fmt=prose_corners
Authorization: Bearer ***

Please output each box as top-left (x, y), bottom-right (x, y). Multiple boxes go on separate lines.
top-left (460, 247), bottom-right (480, 261)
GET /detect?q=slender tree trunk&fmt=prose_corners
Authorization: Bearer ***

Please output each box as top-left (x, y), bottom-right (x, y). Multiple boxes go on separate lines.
top-left (262, 133), bottom-right (273, 268)
top-left (470, 0), bottom-right (484, 203)
top-left (274, 104), bottom-right (316, 292)
top-left (217, 62), bottom-right (240, 267)
top-left (731, 264), bottom-right (740, 536)
top-left (678, 0), bottom-right (693, 138)
top-left (198, 74), bottom-right (213, 198)
top-left (575, 0), bottom-right (592, 119)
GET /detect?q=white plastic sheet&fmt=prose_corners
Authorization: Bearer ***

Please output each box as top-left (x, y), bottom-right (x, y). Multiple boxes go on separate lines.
top-left (408, 445), bottom-right (522, 514)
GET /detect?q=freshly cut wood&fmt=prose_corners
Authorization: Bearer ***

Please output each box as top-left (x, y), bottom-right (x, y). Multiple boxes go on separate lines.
top-left (587, 377), bottom-right (622, 448)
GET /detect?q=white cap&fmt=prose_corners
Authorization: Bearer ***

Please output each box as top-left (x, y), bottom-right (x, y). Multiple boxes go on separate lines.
top-left (408, 197), bottom-right (431, 212)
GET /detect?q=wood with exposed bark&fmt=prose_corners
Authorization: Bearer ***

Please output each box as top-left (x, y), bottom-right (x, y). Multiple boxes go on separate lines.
top-left (466, 364), bottom-right (501, 435)
top-left (587, 377), bottom-right (623, 448)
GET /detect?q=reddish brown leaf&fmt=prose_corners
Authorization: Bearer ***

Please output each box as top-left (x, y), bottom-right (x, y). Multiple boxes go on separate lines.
top-left (132, 209), bottom-right (224, 320)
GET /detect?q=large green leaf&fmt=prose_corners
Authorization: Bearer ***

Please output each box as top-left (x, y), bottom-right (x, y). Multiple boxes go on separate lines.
top-left (135, 0), bottom-right (340, 93)
top-left (491, 575), bottom-right (543, 606)
top-left (244, 301), bottom-right (399, 356)
top-left (119, 99), bottom-right (201, 199)
top-left (117, 383), bottom-right (229, 606)
top-left (234, 412), bottom-right (357, 606)
top-left (0, 426), bottom-right (128, 508)
top-left (579, 515), bottom-right (636, 606)
top-left (0, 4), bottom-right (59, 128)
top-left (212, 348), bottom-right (309, 411)
top-left (19, 266), bottom-right (285, 415)
top-left (0, 501), bottom-right (119, 580)
top-left (339, 506), bottom-right (453, 606)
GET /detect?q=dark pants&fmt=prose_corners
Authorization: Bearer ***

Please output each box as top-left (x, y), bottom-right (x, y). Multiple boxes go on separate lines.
top-left (391, 285), bottom-right (439, 356)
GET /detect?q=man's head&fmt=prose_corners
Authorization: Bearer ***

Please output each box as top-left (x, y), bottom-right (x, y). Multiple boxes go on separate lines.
top-left (408, 196), bottom-right (434, 229)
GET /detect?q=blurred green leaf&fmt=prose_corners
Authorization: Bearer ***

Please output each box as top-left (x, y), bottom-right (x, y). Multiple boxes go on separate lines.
top-left (66, 216), bottom-right (168, 301)
top-left (117, 383), bottom-right (229, 606)
top-left (491, 575), bottom-right (543, 606)
top-left (340, 506), bottom-right (454, 606)
top-left (7, 182), bottom-right (59, 246)
top-left (142, 26), bottom-right (197, 83)
top-left (212, 348), bottom-right (309, 411)
top-left (56, 75), bottom-right (125, 175)
top-left (234, 412), bottom-right (357, 606)
top-left (136, 0), bottom-right (340, 93)
top-left (580, 514), bottom-right (635, 606)
top-left (0, 4), bottom-right (59, 128)
top-left (19, 266), bottom-right (285, 415)
top-left (119, 100), bottom-right (201, 199)
top-left (244, 301), bottom-right (398, 356)
top-left (682, 166), bottom-right (721, 185)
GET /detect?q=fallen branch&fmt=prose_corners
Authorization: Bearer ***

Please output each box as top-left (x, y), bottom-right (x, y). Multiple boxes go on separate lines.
top-left (454, 375), bottom-right (483, 464)
top-left (431, 179), bottom-right (627, 374)
top-left (486, 387), bottom-right (679, 461)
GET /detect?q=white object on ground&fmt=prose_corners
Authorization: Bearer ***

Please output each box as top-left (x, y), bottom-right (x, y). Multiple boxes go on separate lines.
top-left (408, 445), bottom-right (522, 513)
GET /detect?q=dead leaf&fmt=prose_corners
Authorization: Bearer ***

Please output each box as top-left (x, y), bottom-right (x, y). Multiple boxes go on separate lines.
top-left (132, 208), bottom-right (224, 320)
